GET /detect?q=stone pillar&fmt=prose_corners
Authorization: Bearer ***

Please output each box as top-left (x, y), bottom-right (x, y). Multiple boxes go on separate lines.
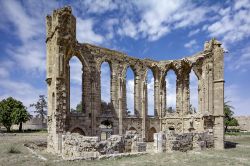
top-left (182, 72), bottom-right (190, 114)
top-left (118, 76), bottom-right (125, 135)
top-left (111, 63), bottom-right (119, 117)
top-left (212, 40), bottom-right (225, 150)
top-left (176, 76), bottom-right (183, 114)
top-left (46, 7), bottom-right (76, 154)
top-left (134, 72), bottom-right (141, 117)
top-left (141, 71), bottom-right (147, 140)
top-left (154, 72), bottom-right (160, 117)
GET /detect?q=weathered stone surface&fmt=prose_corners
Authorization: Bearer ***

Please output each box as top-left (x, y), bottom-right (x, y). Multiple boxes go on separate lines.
top-left (46, 6), bottom-right (225, 157)
top-left (154, 131), bottom-right (214, 152)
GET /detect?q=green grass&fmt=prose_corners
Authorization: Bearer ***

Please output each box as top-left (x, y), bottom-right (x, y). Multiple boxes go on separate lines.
top-left (0, 133), bottom-right (250, 166)
top-left (225, 132), bottom-right (250, 136)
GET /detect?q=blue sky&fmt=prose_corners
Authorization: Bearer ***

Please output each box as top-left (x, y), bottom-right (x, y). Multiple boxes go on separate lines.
top-left (0, 0), bottom-right (250, 116)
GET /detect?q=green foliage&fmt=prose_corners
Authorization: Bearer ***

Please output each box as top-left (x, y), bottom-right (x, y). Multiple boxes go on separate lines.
top-left (189, 104), bottom-right (196, 114)
top-left (0, 97), bottom-right (30, 132)
top-left (30, 95), bottom-right (47, 123)
top-left (224, 101), bottom-right (239, 132)
top-left (167, 107), bottom-right (175, 113)
top-left (76, 101), bottom-right (82, 112)
top-left (101, 101), bottom-right (112, 111)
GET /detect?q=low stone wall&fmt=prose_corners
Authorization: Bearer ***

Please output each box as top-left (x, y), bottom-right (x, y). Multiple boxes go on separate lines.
top-left (62, 133), bottom-right (100, 160)
top-left (154, 131), bottom-right (214, 152)
top-left (61, 132), bottom-right (147, 160)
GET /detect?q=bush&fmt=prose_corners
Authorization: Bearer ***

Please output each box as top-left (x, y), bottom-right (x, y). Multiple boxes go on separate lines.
top-left (8, 146), bottom-right (21, 154)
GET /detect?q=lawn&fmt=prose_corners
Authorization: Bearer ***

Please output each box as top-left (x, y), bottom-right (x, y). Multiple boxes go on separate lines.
top-left (0, 132), bottom-right (250, 166)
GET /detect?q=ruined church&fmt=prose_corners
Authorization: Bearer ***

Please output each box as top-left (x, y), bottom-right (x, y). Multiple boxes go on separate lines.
top-left (46, 7), bottom-right (224, 158)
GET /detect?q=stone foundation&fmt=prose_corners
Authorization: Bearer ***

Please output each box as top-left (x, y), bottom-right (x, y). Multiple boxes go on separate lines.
top-left (154, 131), bottom-right (214, 153)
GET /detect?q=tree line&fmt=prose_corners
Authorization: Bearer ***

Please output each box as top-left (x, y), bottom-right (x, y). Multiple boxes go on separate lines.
top-left (0, 95), bottom-right (47, 132)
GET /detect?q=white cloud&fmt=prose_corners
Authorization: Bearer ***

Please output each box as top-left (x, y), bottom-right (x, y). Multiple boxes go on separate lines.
top-left (7, 40), bottom-right (46, 72)
top-left (184, 39), bottom-right (197, 49)
top-left (188, 29), bottom-right (200, 37)
top-left (205, 0), bottom-right (250, 46)
top-left (126, 79), bottom-right (134, 114)
top-left (225, 84), bottom-right (250, 115)
top-left (0, 79), bottom-right (45, 113)
top-left (229, 46), bottom-right (250, 72)
top-left (77, 18), bottom-right (104, 44)
top-left (120, 0), bottom-right (211, 41)
top-left (147, 74), bottom-right (154, 116)
top-left (118, 19), bottom-right (138, 39)
top-left (166, 70), bottom-right (177, 109)
top-left (101, 62), bottom-right (111, 103)
top-left (189, 71), bottom-right (198, 111)
top-left (0, 67), bottom-right (9, 78)
top-left (77, 0), bottom-right (118, 14)
top-left (0, 0), bottom-right (42, 42)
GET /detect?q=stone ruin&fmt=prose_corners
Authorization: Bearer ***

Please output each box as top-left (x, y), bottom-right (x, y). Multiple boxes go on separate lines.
top-left (45, 7), bottom-right (225, 159)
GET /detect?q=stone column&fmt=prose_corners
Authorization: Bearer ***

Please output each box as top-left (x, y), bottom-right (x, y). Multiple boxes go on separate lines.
top-left (182, 72), bottom-right (190, 114)
top-left (111, 63), bottom-right (119, 117)
top-left (46, 7), bottom-right (76, 154)
top-left (212, 40), bottom-right (225, 150)
top-left (176, 76), bottom-right (183, 114)
top-left (141, 71), bottom-right (147, 140)
top-left (154, 72), bottom-right (160, 117)
top-left (134, 72), bottom-right (141, 117)
top-left (118, 76), bottom-right (125, 135)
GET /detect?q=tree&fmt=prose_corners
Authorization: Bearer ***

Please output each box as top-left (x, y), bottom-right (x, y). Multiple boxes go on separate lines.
top-left (189, 104), bottom-right (197, 114)
top-left (30, 95), bottom-right (47, 123)
top-left (0, 97), bottom-right (30, 132)
top-left (167, 107), bottom-right (175, 113)
top-left (12, 106), bottom-right (31, 131)
top-left (224, 101), bottom-right (239, 132)
top-left (76, 101), bottom-right (82, 112)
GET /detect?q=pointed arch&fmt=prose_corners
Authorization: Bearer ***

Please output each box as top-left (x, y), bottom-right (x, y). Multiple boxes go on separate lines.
top-left (148, 127), bottom-right (157, 142)
top-left (69, 56), bottom-right (83, 112)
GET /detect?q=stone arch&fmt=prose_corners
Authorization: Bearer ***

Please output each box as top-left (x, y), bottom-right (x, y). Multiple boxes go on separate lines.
top-left (148, 127), bottom-right (157, 142)
top-left (100, 120), bottom-right (113, 140)
top-left (128, 126), bottom-right (137, 132)
top-left (70, 127), bottom-right (86, 135)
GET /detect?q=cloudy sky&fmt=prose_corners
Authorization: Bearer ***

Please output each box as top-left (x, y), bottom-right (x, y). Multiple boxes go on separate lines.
top-left (0, 0), bottom-right (250, 116)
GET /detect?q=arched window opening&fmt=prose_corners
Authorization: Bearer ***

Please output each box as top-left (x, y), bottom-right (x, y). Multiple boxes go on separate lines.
top-left (166, 70), bottom-right (177, 113)
top-left (148, 127), bottom-right (157, 142)
top-left (71, 127), bottom-right (85, 135)
top-left (69, 56), bottom-right (83, 112)
top-left (190, 70), bottom-right (198, 113)
top-left (147, 69), bottom-right (155, 116)
top-left (126, 67), bottom-right (135, 116)
top-left (101, 62), bottom-right (112, 111)
top-left (128, 127), bottom-right (137, 132)
top-left (100, 120), bottom-right (113, 140)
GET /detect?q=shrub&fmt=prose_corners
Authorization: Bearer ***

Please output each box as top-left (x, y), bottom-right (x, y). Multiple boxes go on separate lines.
top-left (8, 146), bottom-right (21, 154)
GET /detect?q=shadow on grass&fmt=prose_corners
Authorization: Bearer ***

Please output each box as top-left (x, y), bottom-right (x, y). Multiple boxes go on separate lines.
top-left (224, 141), bottom-right (238, 149)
